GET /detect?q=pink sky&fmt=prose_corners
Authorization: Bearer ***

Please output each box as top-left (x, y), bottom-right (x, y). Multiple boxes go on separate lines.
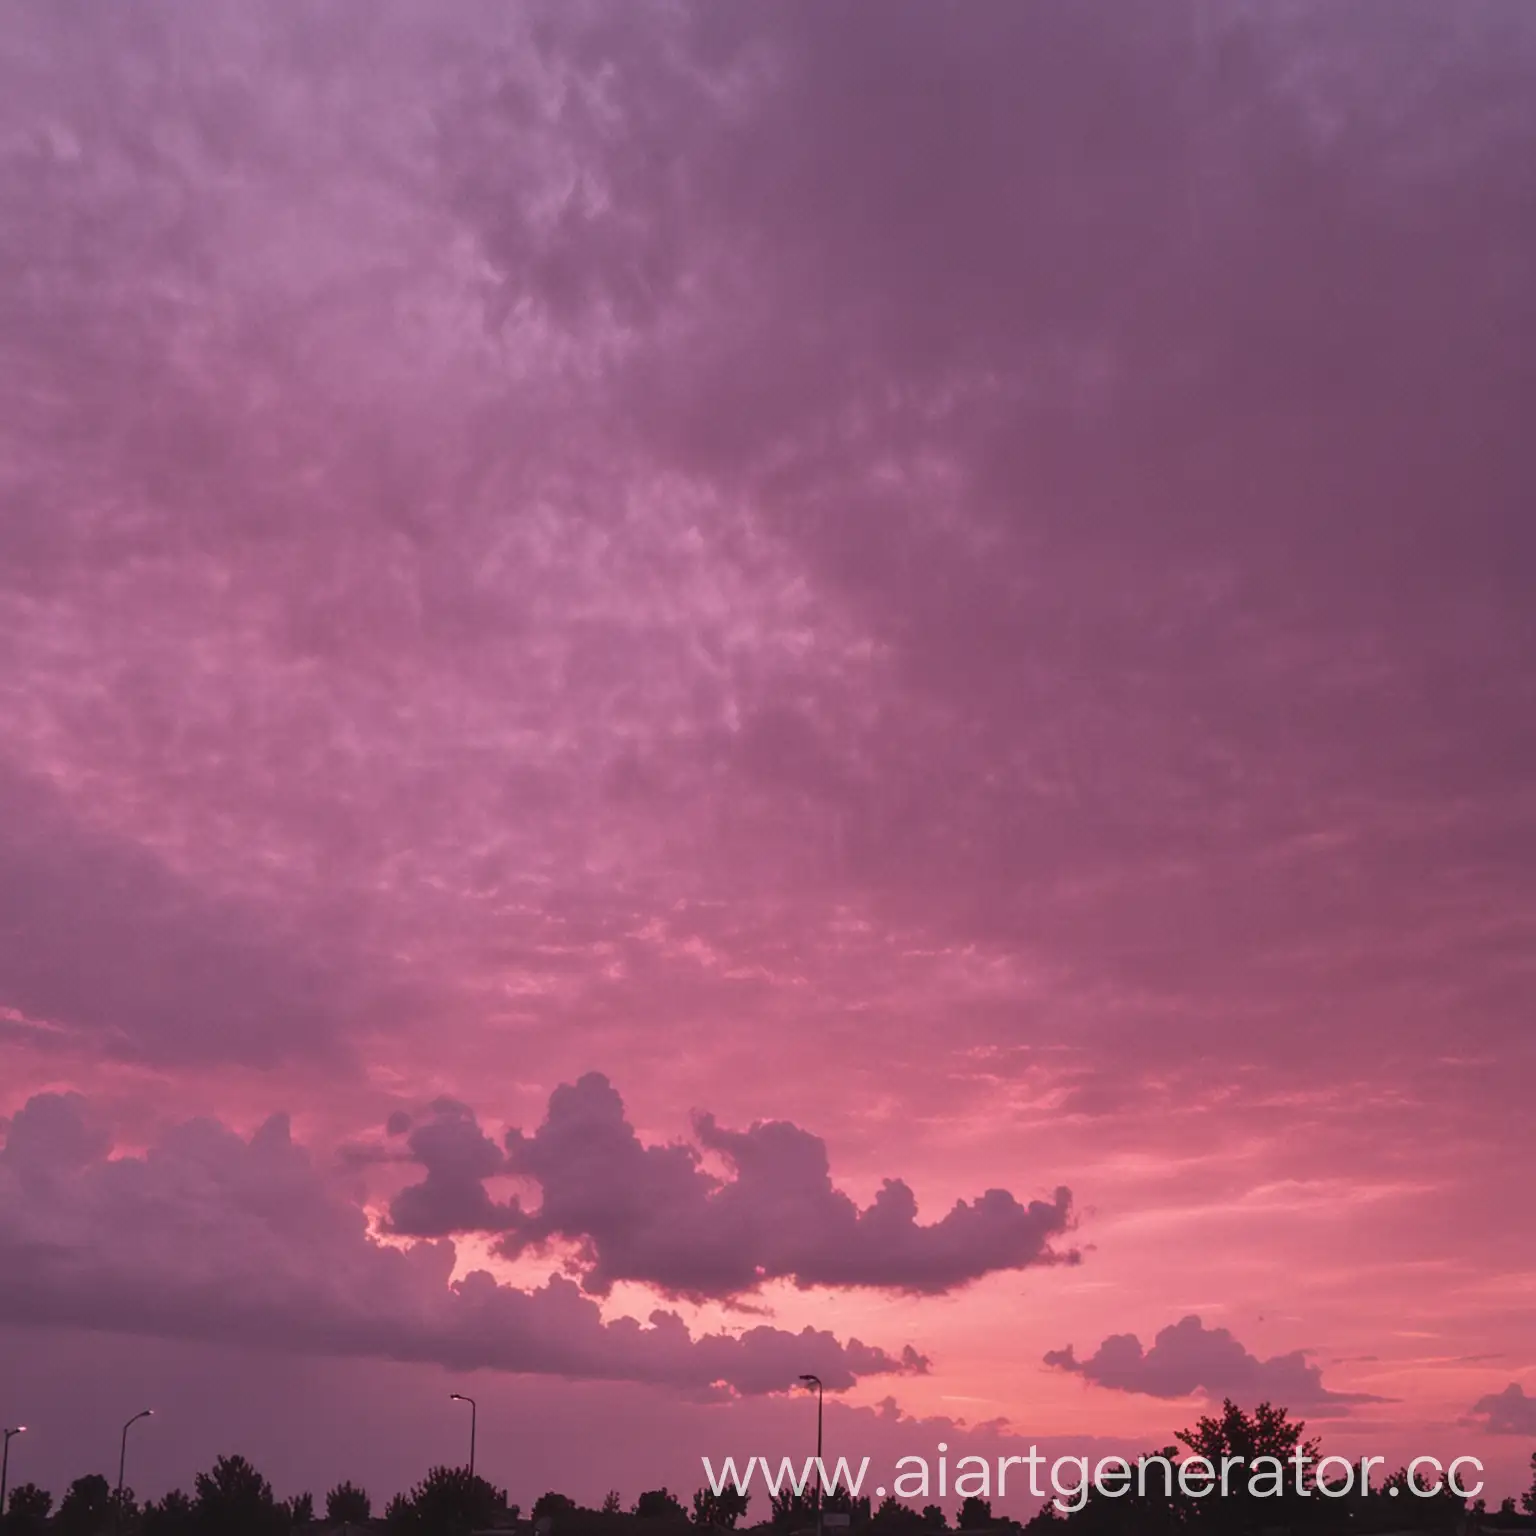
top-left (1, 0), bottom-right (1534, 1517)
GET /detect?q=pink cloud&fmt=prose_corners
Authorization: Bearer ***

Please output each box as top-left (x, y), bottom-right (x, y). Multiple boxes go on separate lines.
top-left (0, 1093), bottom-right (925, 1396)
top-left (384, 1097), bottom-right (521, 1238)
top-left (385, 1073), bottom-right (1075, 1299)
top-left (1467, 1384), bottom-right (1536, 1436)
top-left (1045, 1315), bottom-right (1392, 1414)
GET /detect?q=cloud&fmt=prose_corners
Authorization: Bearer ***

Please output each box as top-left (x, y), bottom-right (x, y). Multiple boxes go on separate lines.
top-left (1466, 1383), bottom-right (1536, 1436)
top-left (0, 0), bottom-right (1534, 1461)
top-left (385, 1097), bottom-right (520, 1238)
top-left (1045, 1315), bottom-right (1390, 1414)
top-left (0, 1093), bottom-right (924, 1396)
top-left (1, 0), bottom-right (1534, 1110)
top-left (390, 1071), bottom-right (1076, 1299)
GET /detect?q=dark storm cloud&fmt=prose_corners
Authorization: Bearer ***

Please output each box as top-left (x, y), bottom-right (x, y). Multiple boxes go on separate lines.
top-left (385, 1073), bottom-right (1075, 1298)
top-left (1045, 1314), bottom-right (1391, 1414)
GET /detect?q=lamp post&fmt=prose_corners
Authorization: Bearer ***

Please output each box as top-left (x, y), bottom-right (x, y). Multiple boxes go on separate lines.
top-left (2, 1426), bottom-right (26, 1522)
top-left (117, 1410), bottom-right (152, 1528)
top-left (449, 1393), bottom-right (477, 1478)
top-left (798, 1375), bottom-right (823, 1536)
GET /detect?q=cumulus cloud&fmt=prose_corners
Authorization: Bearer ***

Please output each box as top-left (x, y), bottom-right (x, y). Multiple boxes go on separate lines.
top-left (385, 1096), bottom-right (520, 1238)
top-left (1045, 1315), bottom-right (1389, 1414)
top-left (383, 1072), bottom-right (1075, 1299)
top-left (1466, 1383), bottom-right (1536, 1436)
top-left (0, 1093), bottom-right (924, 1396)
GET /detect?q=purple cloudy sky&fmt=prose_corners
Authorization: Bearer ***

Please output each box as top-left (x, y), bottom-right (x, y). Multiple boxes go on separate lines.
top-left (2, 0), bottom-right (1535, 1514)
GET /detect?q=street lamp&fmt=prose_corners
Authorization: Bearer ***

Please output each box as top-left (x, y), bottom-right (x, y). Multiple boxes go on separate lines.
top-left (117, 1410), bottom-right (153, 1526)
top-left (449, 1393), bottom-right (477, 1478)
top-left (798, 1375), bottom-right (823, 1536)
top-left (2, 1426), bottom-right (27, 1522)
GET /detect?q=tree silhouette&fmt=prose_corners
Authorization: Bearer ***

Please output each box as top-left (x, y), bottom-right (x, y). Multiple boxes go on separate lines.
top-left (1522, 1452), bottom-right (1536, 1518)
top-left (635, 1490), bottom-right (688, 1522)
top-left (1033, 1444), bottom-right (1186, 1535)
top-left (285, 1491), bottom-right (314, 1526)
top-left (1179, 1398), bottom-right (1318, 1476)
top-left (325, 1483), bottom-right (368, 1524)
top-left (920, 1507), bottom-right (947, 1530)
top-left (533, 1491), bottom-right (579, 1523)
top-left (1375, 1466), bottom-right (1464, 1532)
top-left (821, 1489), bottom-right (869, 1526)
top-left (603, 1491), bottom-right (624, 1516)
top-left (113, 1488), bottom-right (142, 1528)
top-left (1176, 1399), bottom-right (1321, 1534)
top-left (326, 1483), bottom-right (372, 1525)
top-left (692, 1486), bottom-right (750, 1528)
top-left (139, 1489), bottom-right (196, 1536)
top-left (193, 1455), bottom-right (284, 1536)
top-left (869, 1497), bottom-right (930, 1531)
top-left (957, 1497), bottom-right (992, 1530)
top-left (391, 1465), bottom-right (507, 1535)
top-left (1025, 1405), bottom-right (1469, 1536)
top-left (770, 1490), bottom-right (816, 1529)
top-left (5, 1483), bottom-right (53, 1536)
top-left (55, 1474), bottom-right (113, 1536)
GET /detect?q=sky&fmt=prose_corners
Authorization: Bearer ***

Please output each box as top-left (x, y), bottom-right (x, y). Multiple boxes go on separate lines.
top-left (1, 0), bottom-right (1535, 1516)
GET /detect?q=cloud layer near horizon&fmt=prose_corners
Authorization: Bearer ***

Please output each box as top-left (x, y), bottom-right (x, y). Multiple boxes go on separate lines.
top-left (0, 1092), bottom-right (925, 1395)
top-left (384, 1073), bottom-right (1075, 1299)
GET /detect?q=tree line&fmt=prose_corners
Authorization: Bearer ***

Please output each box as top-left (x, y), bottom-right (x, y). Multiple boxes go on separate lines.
top-left (3, 1405), bottom-right (1534, 1536)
